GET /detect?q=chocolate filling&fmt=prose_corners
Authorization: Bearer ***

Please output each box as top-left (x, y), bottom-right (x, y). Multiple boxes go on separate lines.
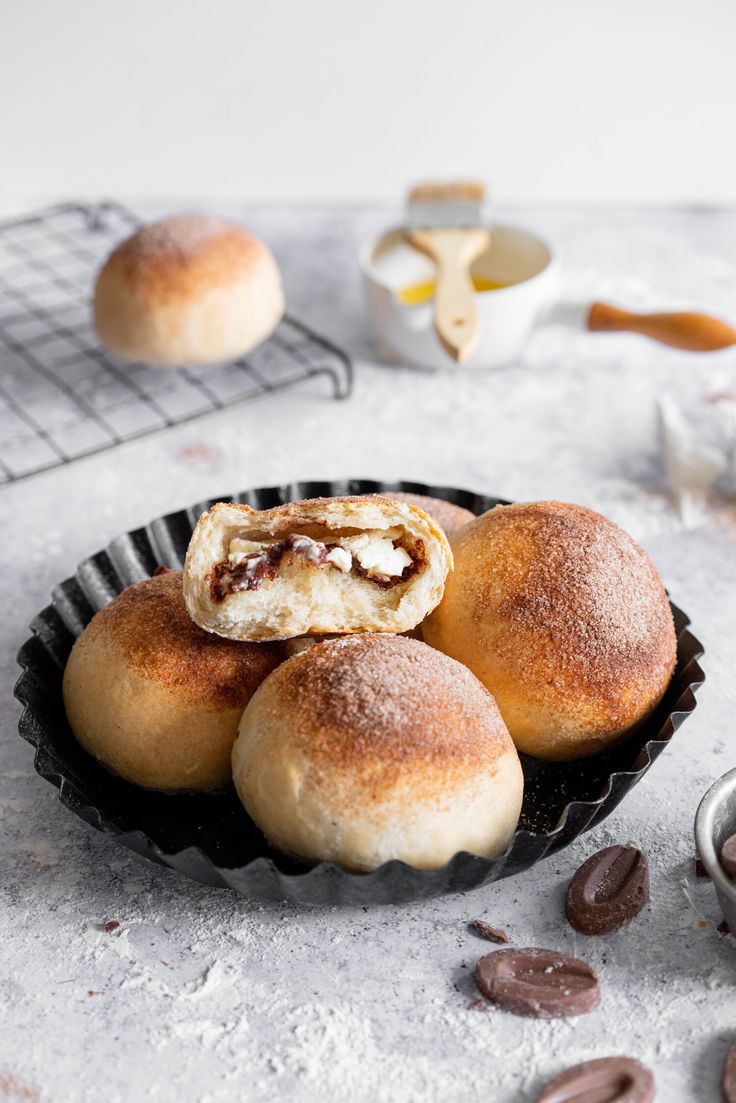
top-left (209, 534), bottom-right (424, 603)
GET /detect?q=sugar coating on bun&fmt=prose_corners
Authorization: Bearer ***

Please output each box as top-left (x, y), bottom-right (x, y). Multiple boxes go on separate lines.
top-left (93, 214), bottom-right (284, 367)
top-left (103, 215), bottom-right (265, 301)
top-left (232, 634), bottom-right (524, 871)
top-left (63, 571), bottom-right (284, 791)
top-left (423, 501), bottom-right (677, 760)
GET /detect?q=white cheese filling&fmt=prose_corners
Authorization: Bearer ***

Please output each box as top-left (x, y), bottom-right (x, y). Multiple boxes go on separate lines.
top-left (324, 545), bottom-right (352, 572)
top-left (226, 531), bottom-right (411, 580)
top-left (339, 534), bottom-right (412, 578)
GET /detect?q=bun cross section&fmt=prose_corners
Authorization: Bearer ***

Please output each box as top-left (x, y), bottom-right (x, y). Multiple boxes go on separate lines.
top-left (183, 495), bottom-right (452, 641)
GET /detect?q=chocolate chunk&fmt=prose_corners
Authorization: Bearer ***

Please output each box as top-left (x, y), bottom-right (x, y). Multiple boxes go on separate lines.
top-left (718, 919), bottom-right (731, 936)
top-left (566, 845), bottom-right (649, 935)
top-left (721, 833), bottom-right (736, 880)
top-left (536, 1056), bottom-right (655, 1103)
top-left (723, 1039), bottom-right (736, 1103)
top-left (695, 857), bottom-right (709, 878)
top-left (211, 544), bottom-right (282, 598)
top-left (474, 947), bottom-right (600, 1018)
top-left (471, 919), bottom-right (509, 944)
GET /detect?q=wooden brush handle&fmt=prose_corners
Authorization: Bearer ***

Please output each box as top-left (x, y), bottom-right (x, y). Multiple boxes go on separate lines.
top-left (408, 227), bottom-right (490, 362)
top-left (587, 301), bottom-right (736, 351)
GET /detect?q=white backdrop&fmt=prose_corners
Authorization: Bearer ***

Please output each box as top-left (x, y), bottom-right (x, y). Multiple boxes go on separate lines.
top-left (2, 0), bottom-right (736, 205)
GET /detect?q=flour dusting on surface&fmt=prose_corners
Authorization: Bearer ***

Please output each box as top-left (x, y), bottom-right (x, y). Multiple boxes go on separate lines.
top-left (2, 205), bottom-right (735, 1102)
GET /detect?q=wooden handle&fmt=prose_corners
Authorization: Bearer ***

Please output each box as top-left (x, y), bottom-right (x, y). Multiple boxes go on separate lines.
top-left (408, 227), bottom-right (490, 362)
top-left (587, 301), bottom-right (736, 351)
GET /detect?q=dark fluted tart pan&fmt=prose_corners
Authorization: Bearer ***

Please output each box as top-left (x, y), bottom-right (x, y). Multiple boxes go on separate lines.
top-left (15, 479), bottom-right (705, 905)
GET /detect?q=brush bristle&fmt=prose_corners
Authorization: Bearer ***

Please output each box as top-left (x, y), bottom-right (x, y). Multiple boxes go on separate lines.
top-left (408, 180), bottom-right (486, 205)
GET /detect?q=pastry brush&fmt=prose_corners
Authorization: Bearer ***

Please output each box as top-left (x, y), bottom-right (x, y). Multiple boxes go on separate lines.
top-left (407, 180), bottom-right (491, 363)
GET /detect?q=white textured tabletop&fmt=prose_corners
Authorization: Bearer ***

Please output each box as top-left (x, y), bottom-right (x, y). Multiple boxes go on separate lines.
top-left (2, 204), bottom-right (735, 1103)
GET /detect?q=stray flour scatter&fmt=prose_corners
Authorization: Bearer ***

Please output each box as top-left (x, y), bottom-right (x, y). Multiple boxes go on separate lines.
top-left (182, 959), bottom-right (230, 999)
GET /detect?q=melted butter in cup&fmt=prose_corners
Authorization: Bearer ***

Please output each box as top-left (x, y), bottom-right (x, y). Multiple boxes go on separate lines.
top-left (361, 224), bottom-right (558, 369)
top-left (397, 276), bottom-right (509, 306)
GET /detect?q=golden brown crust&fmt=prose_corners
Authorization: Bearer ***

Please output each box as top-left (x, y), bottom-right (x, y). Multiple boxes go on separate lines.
top-left (81, 571), bottom-right (284, 707)
top-left (92, 213), bottom-right (284, 367)
top-left (254, 494), bottom-right (415, 528)
top-left (273, 634), bottom-right (510, 775)
top-left (97, 214), bottom-right (272, 307)
top-left (63, 571), bottom-right (286, 791)
top-left (232, 633), bottom-right (524, 869)
top-left (423, 501), bottom-right (677, 759)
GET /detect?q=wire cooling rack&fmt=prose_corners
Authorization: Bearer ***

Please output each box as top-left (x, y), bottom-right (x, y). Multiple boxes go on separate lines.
top-left (0, 202), bottom-right (353, 485)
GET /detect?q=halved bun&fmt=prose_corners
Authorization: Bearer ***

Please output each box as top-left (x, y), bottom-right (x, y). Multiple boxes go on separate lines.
top-left (183, 495), bottom-right (452, 641)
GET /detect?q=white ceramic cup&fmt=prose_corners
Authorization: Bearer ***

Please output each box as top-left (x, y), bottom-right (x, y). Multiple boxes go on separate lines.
top-left (360, 223), bottom-right (559, 371)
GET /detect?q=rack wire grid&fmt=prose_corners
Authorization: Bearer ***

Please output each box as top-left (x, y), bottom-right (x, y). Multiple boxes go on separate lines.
top-left (0, 202), bottom-right (353, 485)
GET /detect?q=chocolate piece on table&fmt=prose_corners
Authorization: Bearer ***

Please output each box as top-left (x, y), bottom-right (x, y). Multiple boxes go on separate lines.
top-left (721, 833), bottom-right (736, 880)
top-left (695, 857), bottom-right (709, 878)
top-left (718, 919), bottom-right (731, 936)
top-left (536, 1056), bottom-right (655, 1103)
top-left (474, 947), bottom-right (600, 1019)
top-left (723, 1039), bottom-right (736, 1103)
top-left (566, 845), bottom-right (649, 935)
top-left (471, 919), bottom-right (510, 944)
